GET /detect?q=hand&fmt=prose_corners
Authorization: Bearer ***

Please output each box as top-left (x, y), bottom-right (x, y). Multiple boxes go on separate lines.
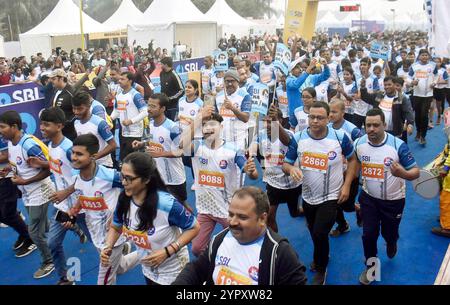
top-left (62, 221), bottom-right (75, 230)
top-left (411, 79), bottom-right (419, 86)
top-left (289, 167), bottom-right (303, 182)
top-left (0, 167), bottom-right (11, 178)
top-left (27, 156), bottom-right (45, 169)
top-left (201, 105), bottom-right (215, 120)
top-left (132, 140), bottom-right (144, 150)
top-left (268, 104), bottom-right (279, 121)
top-left (245, 156), bottom-right (257, 175)
top-left (223, 98), bottom-right (234, 111)
top-left (122, 119), bottom-right (132, 126)
top-left (146, 146), bottom-right (165, 158)
top-left (430, 83), bottom-right (436, 89)
top-left (100, 246), bottom-right (113, 267)
top-left (319, 57), bottom-right (327, 66)
top-left (11, 175), bottom-right (27, 185)
top-left (49, 190), bottom-right (71, 204)
top-left (338, 184), bottom-right (350, 204)
top-left (390, 162), bottom-right (405, 178)
top-left (141, 249), bottom-right (169, 268)
top-left (360, 78), bottom-right (366, 88)
top-left (407, 124), bottom-right (413, 135)
top-left (306, 59), bottom-right (317, 73)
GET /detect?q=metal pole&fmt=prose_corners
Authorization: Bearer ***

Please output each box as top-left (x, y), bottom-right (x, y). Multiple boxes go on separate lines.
top-left (80, 0), bottom-right (85, 50)
top-left (7, 15), bottom-right (13, 41)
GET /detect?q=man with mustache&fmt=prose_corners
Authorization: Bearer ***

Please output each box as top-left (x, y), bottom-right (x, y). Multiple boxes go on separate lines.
top-left (173, 186), bottom-right (307, 285)
top-left (354, 108), bottom-right (419, 285)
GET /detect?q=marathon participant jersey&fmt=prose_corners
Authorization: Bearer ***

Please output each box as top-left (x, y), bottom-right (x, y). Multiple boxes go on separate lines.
top-left (178, 96), bottom-right (204, 133)
top-left (315, 81), bottom-right (329, 103)
top-left (354, 74), bottom-right (378, 117)
top-left (328, 121), bottom-right (363, 142)
top-left (72, 165), bottom-right (125, 249)
top-left (290, 106), bottom-right (309, 133)
top-left (275, 86), bottom-right (289, 119)
top-left (201, 66), bottom-right (215, 95)
top-left (210, 75), bottom-right (224, 93)
top-left (377, 94), bottom-right (398, 132)
top-left (90, 99), bottom-right (108, 121)
top-left (147, 118), bottom-right (186, 186)
top-left (327, 62), bottom-right (341, 89)
top-left (248, 73), bottom-right (260, 87)
top-left (257, 129), bottom-right (301, 190)
top-left (215, 88), bottom-right (252, 151)
top-left (284, 127), bottom-right (354, 205)
top-left (373, 76), bottom-right (385, 92)
top-left (408, 61), bottom-right (438, 97)
top-left (7, 134), bottom-right (54, 207)
top-left (74, 115), bottom-right (114, 167)
top-left (258, 62), bottom-right (276, 90)
top-left (114, 87), bottom-right (147, 137)
top-left (192, 140), bottom-right (246, 219)
top-left (435, 67), bottom-right (449, 89)
top-left (213, 231), bottom-right (263, 285)
top-left (354, 133), bottom-right (417, 201)
top-left (351, 60), bottom-right (361, 79)
top-left (48, 137), bottom-right (75, 212)
top-left (397, 68), bottom-right (411, 93)
top-left (341, 81), bottom-right (358, 115)
top-left (112, 191), bottom-right (196, 285)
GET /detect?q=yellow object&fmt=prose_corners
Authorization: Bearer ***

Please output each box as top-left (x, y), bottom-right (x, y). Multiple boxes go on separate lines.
top-left (440, 191), bottom-right (450, 230)
top-left (283, 0), bottom-right (319, 43)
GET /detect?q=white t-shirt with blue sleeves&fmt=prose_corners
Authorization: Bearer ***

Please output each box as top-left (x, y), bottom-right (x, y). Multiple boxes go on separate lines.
top-left (113, 87), bottom-right (148, 137)
top-left (74, 114), bottom-right (114, 167)
top-left (284, 127), bottom-right (354, 205)
top-left (355, 132), bottom-right (417, 201)
top-left (7, 134), bottom-right (54, 206)
top-left (49, 137), bottom-right (76, 212)
top-left (178, 96), bottom-right (204, 133)
top-left (329, 120), bottom-right (363, 142)
top-left (72, 165), bottom-right (125, 249)
top-left (90, 99), bottom-right (108, 121)
top-left (147, 118), bottom-right (186, 185)
top-left (113, 191), bottom-right (196, 285)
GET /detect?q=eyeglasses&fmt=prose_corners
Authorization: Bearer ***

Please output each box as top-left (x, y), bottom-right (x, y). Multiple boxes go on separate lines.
top-left (308, 115), bottom-right (327, 121)
top-left (120, 174), bottom-right (140, 184)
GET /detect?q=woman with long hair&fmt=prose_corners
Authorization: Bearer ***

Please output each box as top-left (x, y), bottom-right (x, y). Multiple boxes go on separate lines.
top-left (101, 152), bottom-right (200, 285)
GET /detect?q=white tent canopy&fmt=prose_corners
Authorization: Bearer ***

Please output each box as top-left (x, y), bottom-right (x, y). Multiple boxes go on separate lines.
top-left (139, 0), bottom-right (213, 24)
top-left (0, 35), bottom-right (4, 57)
top-left (205, 0), bottom-right (255, 38)
top-left (103, 0), bottom-right (144, 31)
top-left (316, 11), bottom-right (341, 29)
top-left (19, 0), bottom-right (110, 58)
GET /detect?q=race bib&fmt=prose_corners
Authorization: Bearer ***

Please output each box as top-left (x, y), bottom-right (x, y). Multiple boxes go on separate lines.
top-left (362, 162), bottom-right (385, 181)
top-left (220, 106), bottom-right (236, 118)
top-left (147, 142), bottom-right (164, 153)
top-left (117, 100), bottom-right (127, 111)
top-left (49, 157), bottom-right (62, 175)
top-left (122, 226), bottom-right (151, 250)
top-left (78, 196), bottom-right (108, 211)
top-left (198, 170), bottom-right (225, 189)
top-left (216, 266), bottom-right (253, 285)
top-left (278, 96), bottom-right (288, 106)
top-left (266, 154), bottom-right (285, 166)
top-left (379, 99), bottom-right (393, 111)
top-left (301, 152), bottom-right (328, 173)
top-left (415, 71), bottom-right (428, 79)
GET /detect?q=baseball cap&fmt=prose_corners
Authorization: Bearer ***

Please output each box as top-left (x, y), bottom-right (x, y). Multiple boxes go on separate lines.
top-left (49, 69), bottom-right (66, 78)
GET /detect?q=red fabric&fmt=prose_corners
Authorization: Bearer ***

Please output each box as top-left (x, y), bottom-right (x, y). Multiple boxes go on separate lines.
top-left (0, 73), bottom-right (10, 86)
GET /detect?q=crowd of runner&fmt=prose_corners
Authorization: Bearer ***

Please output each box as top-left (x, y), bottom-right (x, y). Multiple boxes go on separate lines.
top-left (0, 29), bottom-right (449, 286)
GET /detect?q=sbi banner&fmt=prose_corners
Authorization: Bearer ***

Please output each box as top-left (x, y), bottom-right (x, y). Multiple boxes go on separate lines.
top-left (0, 82), bottom-right (45, 105)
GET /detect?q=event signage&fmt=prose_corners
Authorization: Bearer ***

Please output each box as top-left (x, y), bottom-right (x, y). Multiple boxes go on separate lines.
top-left (0, 82), bottom-right (44, 105)
top-left (214, 51), bottom-right (229, 72)
top-left (370, 42), bottom-right (390, 61)
top-left (274, 43), bottom-right (291, 75)
top-left (251, 83), bottom-right (270, 115)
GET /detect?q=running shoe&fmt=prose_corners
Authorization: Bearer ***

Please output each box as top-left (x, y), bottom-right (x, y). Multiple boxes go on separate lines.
top-left (15, 240), bottom-right (37, 258)
top-left (57, 277), bottom-right (75, 285)
top-left (359, 268), bottom-right (373, 285)
top-left (13, 235), bottom-right (27, 250)
top-left (311, 269), bottom-right (327, 285)
top-left (330, 223), bottom-right (350, 237)
top-left (431, 226), bottom-right (450, 238)
top-left (33, 263), bottom-right (55, 279)
top-left (386, 242), bottom-right (397, 259)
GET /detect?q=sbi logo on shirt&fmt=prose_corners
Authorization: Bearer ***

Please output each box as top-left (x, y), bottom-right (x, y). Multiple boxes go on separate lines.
top-left (328, 151), bottom-right (337, 160)
top-left (190, 109), bottom-right (196, 116)
top-left (16, 156), bottom-right (23, 166)
top-left (94, 191), bottom-right (104, 198)
top-left (148, 227), bottom-right (155, 236)
top-left (384, 157), bottom-right (394, 166)
top-left (219, 160), bottom-right (228, 169)
top-left (200, 157), bottom-right (208, 165)
top-left (159, 137), bottom-right (165, 144)
top-left (248, 266), bottom-right (259, 282)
